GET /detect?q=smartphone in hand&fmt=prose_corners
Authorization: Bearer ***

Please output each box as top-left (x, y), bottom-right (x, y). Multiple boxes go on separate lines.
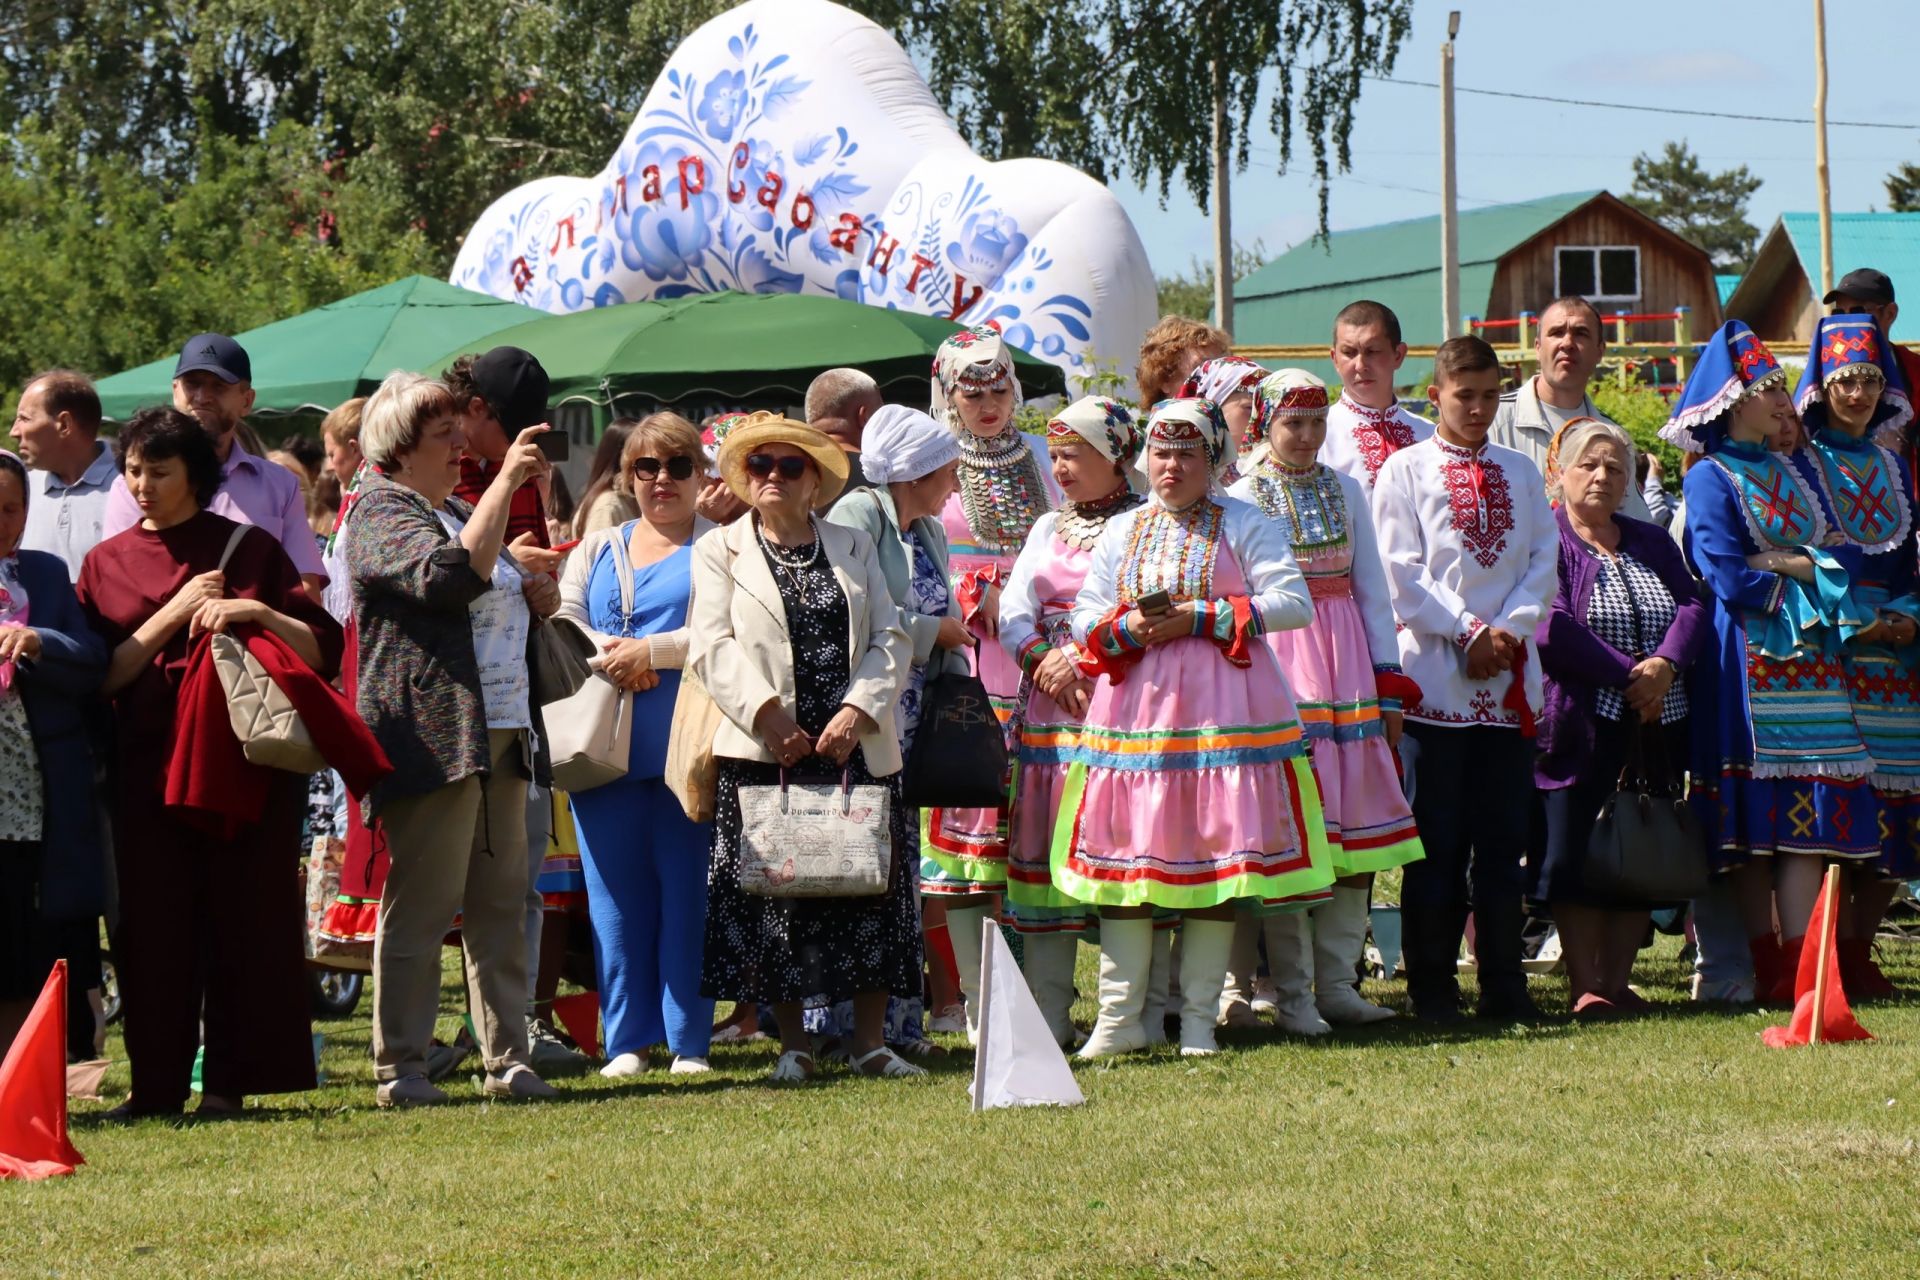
top-left (534, 430), bottom-right (571, 463)
top-left (1137, 589), bottom-right (1173, 617)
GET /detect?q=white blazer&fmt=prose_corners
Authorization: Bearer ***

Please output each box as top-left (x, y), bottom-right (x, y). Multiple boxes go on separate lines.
top-left (689, 516), bottom-right (912, 775)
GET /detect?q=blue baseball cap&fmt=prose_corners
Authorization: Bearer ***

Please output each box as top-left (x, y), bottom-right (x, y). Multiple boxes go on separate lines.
top-left (174, 333), bottom-right (252, 384)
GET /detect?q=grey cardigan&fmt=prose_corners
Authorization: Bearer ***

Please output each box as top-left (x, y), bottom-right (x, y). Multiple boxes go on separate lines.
top-left (827, 486), bottom-right (966, 678)
top-left (347, 472), bottom-right (546, 812)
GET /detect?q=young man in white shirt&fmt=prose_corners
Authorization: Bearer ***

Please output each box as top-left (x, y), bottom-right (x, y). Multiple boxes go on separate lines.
top-left (1322, 300), bottom-right (1435, 497)
top-left (1373, 336), bottom-right (1558, 1022)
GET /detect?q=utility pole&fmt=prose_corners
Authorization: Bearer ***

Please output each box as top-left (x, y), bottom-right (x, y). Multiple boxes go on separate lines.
top-left (1210, 50), bottom-right (1233, 335)
top-left (1812, 0), bottom-right (1834, 297)
top-left (1439, 11), bottom-right (1462, 339)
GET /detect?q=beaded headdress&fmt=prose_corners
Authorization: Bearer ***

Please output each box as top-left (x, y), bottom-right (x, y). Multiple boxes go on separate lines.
top-left (1660, 320), bottom-right (1790, 452)
top-left (930, 323), bottom-right (1024, 431)
top-left (1249, 368), bottom-right (1330, 446)
top-left (1792, 314), bottom-right (1912, 443)
top-left (1044, 396), bottom-right (1143, 467)
top-left (1146, 397), bottom-right (1231, 471)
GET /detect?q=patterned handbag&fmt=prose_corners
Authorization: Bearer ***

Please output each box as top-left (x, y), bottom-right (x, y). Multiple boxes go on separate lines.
top-left (737, 769), bottom-right (893, 898)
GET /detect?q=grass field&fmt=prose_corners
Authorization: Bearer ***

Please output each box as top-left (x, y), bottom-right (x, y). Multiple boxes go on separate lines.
top-left (5, 936), bottom-right (1918, 1278)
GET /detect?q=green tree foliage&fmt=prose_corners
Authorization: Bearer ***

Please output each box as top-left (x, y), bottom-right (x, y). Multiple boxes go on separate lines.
top-left (0, 0), bottom-right (1412, 397)
top-left (1156, 240), bottom-right (1269, 322)
top-left (1888, 160), bottom-right (1920, 213)
top-left (1096, 1), bottom-right (1415, 235)
top-left (1623, 140), bottom-right (1763, 272)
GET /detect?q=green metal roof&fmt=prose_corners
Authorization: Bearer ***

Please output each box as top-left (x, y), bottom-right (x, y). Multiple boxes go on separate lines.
top-left (1776, 212), bottom-right (1920, 342)
top-left (1230, 191), bottom-right (1604, 346)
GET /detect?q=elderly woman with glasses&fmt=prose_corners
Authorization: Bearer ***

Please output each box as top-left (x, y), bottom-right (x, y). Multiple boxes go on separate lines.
top-left (689, 414), bottom-right (919, 1082)
top-left (556, 412), bottom-right (717, 1078)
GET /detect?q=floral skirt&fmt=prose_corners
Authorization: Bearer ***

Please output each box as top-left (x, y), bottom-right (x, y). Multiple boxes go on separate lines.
top-left (701, 753), bottom-right (922, 1006)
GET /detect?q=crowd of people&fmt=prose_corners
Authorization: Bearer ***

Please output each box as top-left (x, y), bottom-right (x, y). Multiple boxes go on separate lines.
top-left (2, 263), bottom-right (1916, 1113)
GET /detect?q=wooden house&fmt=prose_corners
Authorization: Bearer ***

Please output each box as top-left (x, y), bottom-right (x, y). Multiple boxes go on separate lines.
top-left (1723, 212), bottom-right (1920, 346)
top-left (1231, 190), bottom-right (1723, 385)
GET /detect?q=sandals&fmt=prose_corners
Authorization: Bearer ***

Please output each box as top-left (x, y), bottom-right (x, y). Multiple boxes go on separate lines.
top-left (850, 1046), bottom-right (928, 1079)
top-left (768, 1050), bottom-right (815, 1084)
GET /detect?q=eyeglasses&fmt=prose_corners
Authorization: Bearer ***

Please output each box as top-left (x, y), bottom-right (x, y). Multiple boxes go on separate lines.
top-left (630, 454), bottom-right (695, 480)
top-left (744, 453), bottom-right (810, 481)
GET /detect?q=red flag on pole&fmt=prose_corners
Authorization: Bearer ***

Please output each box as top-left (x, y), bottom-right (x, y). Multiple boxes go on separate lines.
top-left (1763, 866), bottom-right (1873, 1048)
top-left (0, 960), bottom-right (86, 1179)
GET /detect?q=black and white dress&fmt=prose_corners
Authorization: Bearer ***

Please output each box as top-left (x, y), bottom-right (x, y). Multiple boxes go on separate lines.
top-left (700, 531), bottom-right (922, 1007)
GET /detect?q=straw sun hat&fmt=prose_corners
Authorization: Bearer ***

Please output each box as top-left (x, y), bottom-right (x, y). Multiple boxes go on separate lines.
top-left (714, 412), bottom-right (850, 508)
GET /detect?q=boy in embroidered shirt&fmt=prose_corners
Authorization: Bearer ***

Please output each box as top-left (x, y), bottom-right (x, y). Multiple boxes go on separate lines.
top-left (1372, 336), bottom-right (1558, 1021)
top-left (1323, 300), bottom-right (1435, 496)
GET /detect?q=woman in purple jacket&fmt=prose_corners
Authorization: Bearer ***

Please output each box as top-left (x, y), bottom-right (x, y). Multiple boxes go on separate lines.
top-left (1534, 420), bottom-right (1709, 1019)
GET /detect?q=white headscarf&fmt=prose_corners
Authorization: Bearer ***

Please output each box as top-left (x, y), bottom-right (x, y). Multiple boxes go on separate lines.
top-left (861, 405), bottom-right (961, 484)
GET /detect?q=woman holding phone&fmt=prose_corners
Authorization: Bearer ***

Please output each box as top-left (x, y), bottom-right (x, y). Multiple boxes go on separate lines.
top-left (1060, 398), bottom-right (1332, 1058)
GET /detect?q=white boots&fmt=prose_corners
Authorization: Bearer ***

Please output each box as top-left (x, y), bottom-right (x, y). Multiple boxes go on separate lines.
top-left (1141, 922), bottom-right (1173, 1044)
top-left (1176, 917), bottom-right (1235, 1055)
top-left (1077, 916), bottom-right (1153, 1059)
top-left (1262, 911), bottom-right (1332, 1036)
top-left (945, 904), bottom-right (987, 1045)
top-left (1019, 931), bottom-right (1080, 1048)
top-left (1314, 886), bottom-right (1396, 1024)
top-left (1217, 911), bottom-right (1264, 1028)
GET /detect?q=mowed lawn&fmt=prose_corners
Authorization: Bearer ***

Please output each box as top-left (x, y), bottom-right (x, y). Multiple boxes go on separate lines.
top-left (6, 937), bottom-right (1919, 1279)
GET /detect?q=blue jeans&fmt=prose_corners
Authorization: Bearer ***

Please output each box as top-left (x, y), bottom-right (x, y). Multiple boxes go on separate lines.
top-left (571, 776), bottom-right (715, 1058)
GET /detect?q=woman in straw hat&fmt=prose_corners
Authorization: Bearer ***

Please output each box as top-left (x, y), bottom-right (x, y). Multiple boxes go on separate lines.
top-left (689, 414), bottom-right (923, 1081)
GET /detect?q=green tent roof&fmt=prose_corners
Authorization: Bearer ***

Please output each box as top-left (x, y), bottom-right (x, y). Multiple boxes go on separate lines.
top-left (1776, 212), bottom-right (1920, 343)
top-left (1231, 191), bottom-right (1604, 347)
top-left (94, 276), bottom-right (531, 420)
top-left (421, 290), bottom-right (1066, 407)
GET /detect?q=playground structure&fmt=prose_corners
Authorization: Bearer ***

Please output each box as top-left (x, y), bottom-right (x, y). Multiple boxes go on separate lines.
top-left (1237, 306), bottom-right (1705, 396)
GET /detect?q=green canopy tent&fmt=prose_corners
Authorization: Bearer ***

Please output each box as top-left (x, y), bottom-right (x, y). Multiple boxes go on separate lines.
top-left (420, 290), bottom-right (1069, 411)
top-left (92, 276), bottom-right (533, 421)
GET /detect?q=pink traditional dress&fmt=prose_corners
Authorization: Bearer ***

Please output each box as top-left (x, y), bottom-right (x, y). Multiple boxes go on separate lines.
top-left (921, 326), bottom-right (1060, 895)
top-left (999, 399), bottom-right (1145, 932)
top-left (1229, 451), bottom-right (1423, 874)
top-left (1056, 401), bottom-right (1333, 910)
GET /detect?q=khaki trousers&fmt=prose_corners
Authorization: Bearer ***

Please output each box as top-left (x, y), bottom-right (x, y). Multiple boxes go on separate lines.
top-left (373, 729), bottom-right (532, 1080)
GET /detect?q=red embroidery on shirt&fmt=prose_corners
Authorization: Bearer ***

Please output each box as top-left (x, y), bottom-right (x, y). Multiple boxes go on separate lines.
top-left (1347, 402), bottom-right (1417, 484)
top-left (1438, 446), bottom-right (1514, 569)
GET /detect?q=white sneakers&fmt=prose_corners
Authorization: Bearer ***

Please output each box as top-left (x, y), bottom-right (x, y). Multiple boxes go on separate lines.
top-left (599, 1051), bottom-right (649, 1078)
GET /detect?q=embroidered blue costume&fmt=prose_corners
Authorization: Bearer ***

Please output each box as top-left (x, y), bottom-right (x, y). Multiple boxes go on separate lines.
top-left (1792, 314), bottom-right (1920, 876)
top-left (1662, 322), bottom-right (1879, 867)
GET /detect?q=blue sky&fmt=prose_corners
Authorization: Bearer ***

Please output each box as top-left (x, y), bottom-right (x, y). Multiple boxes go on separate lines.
top-left (1108, 0), bottom-right (1919, 279)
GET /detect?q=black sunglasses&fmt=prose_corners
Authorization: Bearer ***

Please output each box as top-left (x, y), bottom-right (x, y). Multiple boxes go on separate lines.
top-left (630, 454), bottom-right (696, 481)
top-left (745, 453), bottom-right (811, 481)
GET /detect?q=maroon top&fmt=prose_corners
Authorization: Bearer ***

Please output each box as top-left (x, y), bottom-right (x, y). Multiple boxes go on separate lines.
top-left (76, 510), bottom-right (344, 787)
top-left (456, 455), bottom-right (548, 549)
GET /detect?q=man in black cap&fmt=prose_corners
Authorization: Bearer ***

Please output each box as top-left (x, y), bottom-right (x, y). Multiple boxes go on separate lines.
top-left (1825, 268), bottom-right (1920, 404)
top-left (444, 346), bottom-right (564, 576)
top-left (100, 332), bottom-right (328, 592)
top-left (439, 345), bottom-right (586, 1077)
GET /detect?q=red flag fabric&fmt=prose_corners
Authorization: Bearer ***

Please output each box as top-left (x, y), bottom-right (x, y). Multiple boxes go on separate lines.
top-left (1762, 873), bottom-right (1873, 1048)
top-left (550, 992), bottom-right (603, 1061)
top-left (0, 961), bottom-right (86, 1180)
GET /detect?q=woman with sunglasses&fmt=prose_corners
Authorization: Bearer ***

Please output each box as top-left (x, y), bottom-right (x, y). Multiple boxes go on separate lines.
top-left (556, 412), bottom-right (718, 1077)
top-left (690, 415), bottom-right (920, 1082)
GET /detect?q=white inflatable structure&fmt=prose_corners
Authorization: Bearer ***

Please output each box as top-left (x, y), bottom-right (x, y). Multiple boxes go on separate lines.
top-left (451, 0), bottom-right (1157, 378)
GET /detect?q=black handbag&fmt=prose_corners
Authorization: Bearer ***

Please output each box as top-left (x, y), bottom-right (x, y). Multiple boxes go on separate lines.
top-left (900, 643), bottom-right (1012, 809)
top-left (1584, 716), bottom-right (1710, 903)
top-left (528, 615), bottom-right (598, 707)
